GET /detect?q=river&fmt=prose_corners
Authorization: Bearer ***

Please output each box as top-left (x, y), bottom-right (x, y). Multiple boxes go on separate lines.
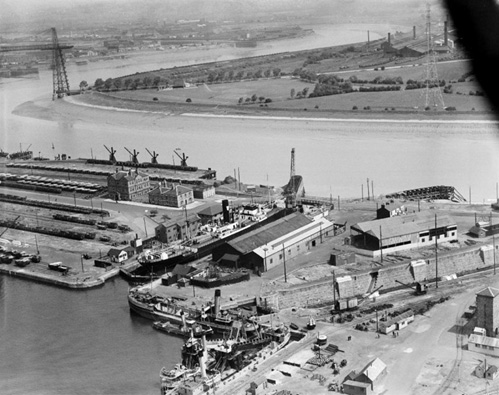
top-left (0, 22), bottom-right (499, 395)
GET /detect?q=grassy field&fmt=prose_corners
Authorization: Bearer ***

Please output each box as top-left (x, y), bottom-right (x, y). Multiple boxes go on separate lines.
top-left (332, 59), bottom-right (472, 83)
top-left (107, 70), bottom-right (491, 113)
top-left (110, 78), bottom-right (316, 106)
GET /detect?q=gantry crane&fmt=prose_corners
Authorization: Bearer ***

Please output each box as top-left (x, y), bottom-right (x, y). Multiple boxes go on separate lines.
top-left (0, 28), bottom-right (73, 100)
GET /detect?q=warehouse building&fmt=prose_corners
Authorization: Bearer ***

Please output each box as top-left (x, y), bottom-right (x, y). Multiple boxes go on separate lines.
top-left (211, 212), bottom-right (334, 272)
top-left (350, 212), bottom-right (457, 257)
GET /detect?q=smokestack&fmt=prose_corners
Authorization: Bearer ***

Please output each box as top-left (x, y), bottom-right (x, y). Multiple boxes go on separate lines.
top-left (200, 334), bottom-right (207, 378)
top-left (413, 26), bottom-right (416, 40)
top-left (214, 289), bottom-right (221, 316)
top-left (444, 21), bottom-right (448, 46)
top-left (222, 200), bottom-right (230, 223)
top-left (388, 32), bottom-right (391, 45)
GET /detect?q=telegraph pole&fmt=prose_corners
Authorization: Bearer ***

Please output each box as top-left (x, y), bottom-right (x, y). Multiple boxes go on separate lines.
top-left (435, 213), bottom-right (438, 289)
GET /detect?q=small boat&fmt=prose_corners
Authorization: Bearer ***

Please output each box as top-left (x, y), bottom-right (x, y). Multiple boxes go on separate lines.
top-left (14, 257), bottom-right (31, 267)
top-left (159, 364), bottom-right (198, 390)
top-left (307, 316), bottom-right (316, 330)
top-left (153, 321), bottom-right (213, 338)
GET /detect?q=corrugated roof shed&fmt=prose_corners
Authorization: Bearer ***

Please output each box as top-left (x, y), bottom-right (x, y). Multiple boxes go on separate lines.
top-left (351, 212), bottom-right (455, 240)
top-left (228, 213), bottom-right (312, 254)
top-left (358, 357), bottom-right (386, 382)
top-left (469, 334), bottom-right (499, 348)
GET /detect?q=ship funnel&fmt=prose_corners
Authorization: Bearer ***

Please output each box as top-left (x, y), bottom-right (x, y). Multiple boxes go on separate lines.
top-left (181, 311), bottom-right (187, 331)
top-left (214, 289), bottom-right (221, 316)
top-left (200, 335), bottom-right (207, 378)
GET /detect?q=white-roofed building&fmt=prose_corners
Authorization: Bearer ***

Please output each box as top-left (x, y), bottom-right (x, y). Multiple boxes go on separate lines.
top-left (350, 212), bottom-right (457, 257)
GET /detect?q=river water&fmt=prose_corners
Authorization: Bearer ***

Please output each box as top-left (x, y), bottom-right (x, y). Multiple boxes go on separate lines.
top-left (1, 23), bottom-right (499, 395)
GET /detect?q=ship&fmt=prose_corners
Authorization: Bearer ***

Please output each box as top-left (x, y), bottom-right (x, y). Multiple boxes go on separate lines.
top-left (127, 287), bottom-right (199, 325)
top-left (135, 205), bottom-right (274, 274)
top-left (9, 150), bottom-right (33, 160)
top-left (9, 144), bottom-right (33, 160)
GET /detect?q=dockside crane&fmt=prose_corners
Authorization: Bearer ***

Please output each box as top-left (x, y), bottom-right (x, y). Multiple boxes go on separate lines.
top-left (174, 150), bottom-right (189, 167)
top-left (395, 280), bottom-right (428, 296)
top-left (146, 148), bottom-right (159, 164)
top-left (124, 147), bottom-right (140, 164)
top-left (104, 145), bottom-right (117, 163)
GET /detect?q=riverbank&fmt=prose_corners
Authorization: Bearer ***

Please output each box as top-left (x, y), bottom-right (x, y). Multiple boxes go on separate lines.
top-left (70, 91), bottom-right (498, 123)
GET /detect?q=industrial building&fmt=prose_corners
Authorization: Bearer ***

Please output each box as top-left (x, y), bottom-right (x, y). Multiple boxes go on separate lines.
top-left (197, 204), bottom-right (224, 225)
top-left (107, 168), bottom-right (150, 201)
top-left (380, 21), bottom-right (454, 57)
top-left (343, 358), bottom-right (387, 395)
top-left (148, 182), bottom-right (194, 208)
top-left (192, 184), bottom-right (215, 199)
top-left (155, 214), bottom-right (201, 244)
top-left (350, 212), bottom-right (457, 257)
top-left (469, 221), bottom-right (499, 238)
top-left (476, 287), bottom-right (499, 337)
top-left (211, 212), bottom-right (334, 272)
top-left (468, 334), bottom-right (499, 358)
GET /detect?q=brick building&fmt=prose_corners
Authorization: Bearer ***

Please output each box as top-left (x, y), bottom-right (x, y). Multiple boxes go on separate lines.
top-left (155, 214), bottom-right (201, 243)
top-left (107, 168), bottom-right (150, 201)
top-left (476, 287), bottom-right (499, 337)
top-left (149, 183), bottom-right (194, 208)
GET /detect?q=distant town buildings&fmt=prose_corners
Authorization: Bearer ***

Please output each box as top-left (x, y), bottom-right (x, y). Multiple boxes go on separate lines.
top-left (107, 168), bottom-right (150, 201)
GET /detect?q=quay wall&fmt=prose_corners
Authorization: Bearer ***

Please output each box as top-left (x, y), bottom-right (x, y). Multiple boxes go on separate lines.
top-left (0, 265), bottom-right (119, 289)
top-left (264, 244), bottom-right (497, 310)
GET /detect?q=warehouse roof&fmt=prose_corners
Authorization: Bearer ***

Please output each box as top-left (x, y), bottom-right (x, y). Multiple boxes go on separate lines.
top-left (197, 204), bottom-right (223, 217)
top-left (469, 334), bottom-right (499, 349)
top-left (228, 212), bottom-right (312, 254)
top-left (351, 212), bottom-right (455, 240)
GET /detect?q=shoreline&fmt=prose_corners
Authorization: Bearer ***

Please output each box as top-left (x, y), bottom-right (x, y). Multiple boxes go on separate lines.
top-left (65, 93), bottom-right (499, 125)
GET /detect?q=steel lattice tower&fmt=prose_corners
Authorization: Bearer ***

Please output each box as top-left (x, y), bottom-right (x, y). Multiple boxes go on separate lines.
top-left (421, 3), bottom-right (445, 110)
top-left (51, 27), bottom-right (70, 100)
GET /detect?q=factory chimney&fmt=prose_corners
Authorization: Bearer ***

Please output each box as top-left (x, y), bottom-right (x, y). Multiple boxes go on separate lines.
top-left (413, 26), bottom-right (416, 40)
top-left (388, 32), bottom-right (391, 45)
top-left (444, 20), bottom-right (448, 46)
top-left (214, 289), bottom-right (221, 316)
